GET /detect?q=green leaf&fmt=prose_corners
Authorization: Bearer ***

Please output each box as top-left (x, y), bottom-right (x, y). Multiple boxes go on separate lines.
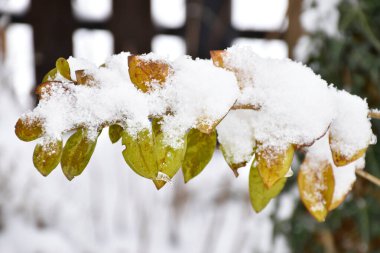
top-left (42, 68), bottom-right (57, 83)
top-left (61, 128), bottom-right (97, 180)
top-left (121, 128), bottom-right (158, 179)
top-left (249, 160), bottom-right (286, 213)
top-left (109, 124), bottom-right (123, 143)
top-left (33, 139), bottom-right (63, 176)
top-left (15, 118), bottom-right (43, 142)
top-left (182, 128), bottom-right (216, 183)
top-left (152, 118), bottom-right (187, 189)
top-left (56, 57), bottom-right (71, 80)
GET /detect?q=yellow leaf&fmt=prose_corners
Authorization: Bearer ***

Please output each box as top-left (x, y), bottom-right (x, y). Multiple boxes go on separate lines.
top-left (42, 68), bottom-right (57, 83)
top-left (15, 117), bottom-right (43, 142)
top-left (298, 159), bottom-right (335, 222)
top-left (249, 160), bottom-right (286, 212)
top-left (33, 139), bottom-right (63, 176)
top-left (128, 55), bottom-right (171, 93)
top-left (256, 144), bottom-right (294, 188)
top-left (56, 57), bottom-right (71, 80)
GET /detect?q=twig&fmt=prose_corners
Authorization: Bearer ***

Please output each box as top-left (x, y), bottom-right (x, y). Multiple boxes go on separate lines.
top-left (356, 169), bottom-right (380, 187)
top-left (231, 104), bottom-right (261, 110)
top-left (369, 109), bottom-right (380, 119)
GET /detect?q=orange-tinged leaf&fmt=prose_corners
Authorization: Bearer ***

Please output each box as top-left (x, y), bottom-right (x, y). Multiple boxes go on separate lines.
top-left (35, 81), bottom-right (63, 99)
top-left (256, 144), bottom-right (294, 188)
top-left (75, 70), bottom-right (95, 86)
top-left (298, 160), bottom-right (335, 222)
top-left (329, 133), bottom-right (367, 167)
top-left (128, 55), bottom-right (171, 93)
top-left (210, 50), bottom-right (226, 68)
top-left (15, 117), bottom-right (43, 142)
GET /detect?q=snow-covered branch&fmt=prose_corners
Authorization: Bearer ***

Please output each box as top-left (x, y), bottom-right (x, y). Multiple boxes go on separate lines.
top-left (15, 45), bottom-right (378, 222)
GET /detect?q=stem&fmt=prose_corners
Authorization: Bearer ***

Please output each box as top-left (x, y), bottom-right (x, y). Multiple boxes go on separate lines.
top-left (369, 109), bottom-right (380, 119)
top-left (356, 169), bottom-right (380, 187)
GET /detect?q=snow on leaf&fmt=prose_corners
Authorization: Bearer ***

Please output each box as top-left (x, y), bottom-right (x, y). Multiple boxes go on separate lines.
top-left (182, 128), bottom-right (216, 183)
top-left (33, 138), bottom-right (63, 176)
top-left (217, 110), bottom-right (256, 177)
top-left (42, 67), bottom-right (57, 83)
top-left (256, 144), bottom-right (294, 188)
top-left (15, 117), bottom-right (43, 142)
top-left (212, 45), bottom-right (336, 150)
top-left (328, 89), bottom-right (374, 167)
top-left (152, 118), bottom-right (187, 190)
top-left (298, 158), bottom-right (335, 222)
top-left (305, 134), bottom-right (365, 211)
top-left (128, 55), bottom-right (172, 93)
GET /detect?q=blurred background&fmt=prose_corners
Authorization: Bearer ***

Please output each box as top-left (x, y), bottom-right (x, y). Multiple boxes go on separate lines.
top-left (0, 0), bottom-right (380, 252)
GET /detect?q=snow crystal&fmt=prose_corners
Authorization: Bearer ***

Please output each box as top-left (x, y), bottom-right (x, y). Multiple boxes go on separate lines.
top-left (222, 45), bottom-right (336, 150)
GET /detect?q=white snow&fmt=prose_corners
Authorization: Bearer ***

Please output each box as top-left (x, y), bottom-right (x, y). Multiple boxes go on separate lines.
top-left (329, 89), bottom-right (375, 158)
top-left (222, 45), bottom-right (336, 151)
top-left (23, 53), bottom-right (239, 148)
top-left (217, 110), bottom-right (256, 164)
